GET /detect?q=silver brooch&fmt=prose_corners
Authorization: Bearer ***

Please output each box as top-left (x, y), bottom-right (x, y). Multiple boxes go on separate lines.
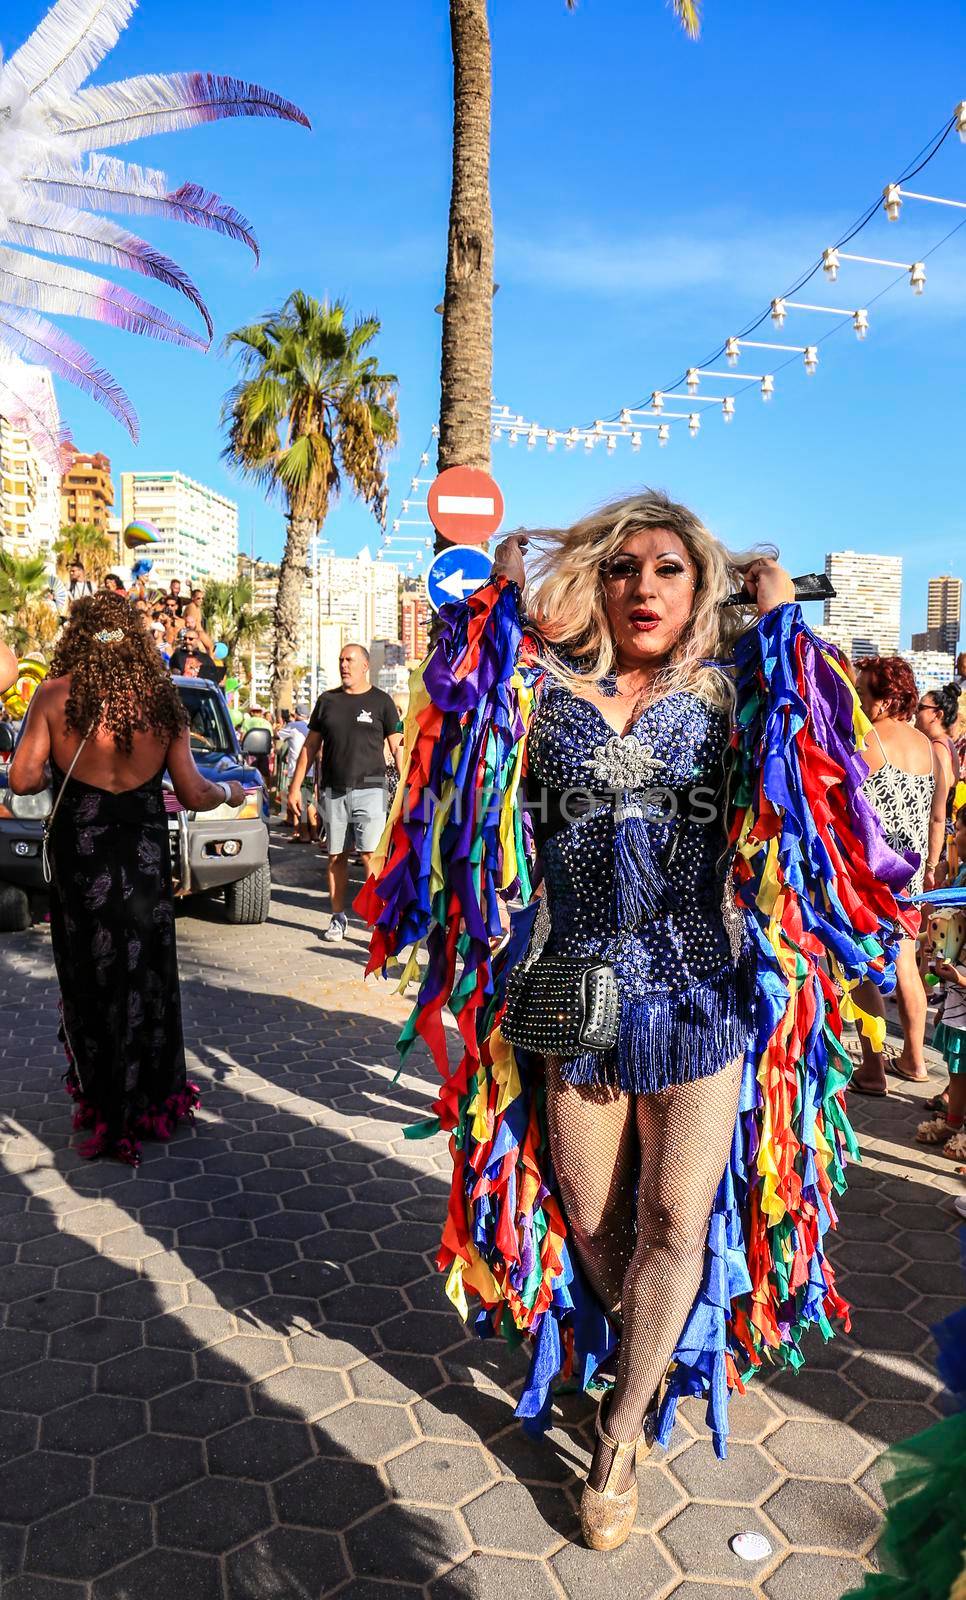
top-left (584, 734), bottom-right (666, 790)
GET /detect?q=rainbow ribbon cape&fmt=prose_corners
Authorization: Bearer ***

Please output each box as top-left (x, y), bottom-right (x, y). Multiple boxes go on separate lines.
top-left (358, 581), bottom-right (917, 1451)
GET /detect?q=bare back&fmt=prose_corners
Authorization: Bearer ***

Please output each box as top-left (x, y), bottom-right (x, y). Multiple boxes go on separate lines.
top-left (41, 675), bottom-right (172, 793)
top-left (863, 717), bottom-right (933, 778)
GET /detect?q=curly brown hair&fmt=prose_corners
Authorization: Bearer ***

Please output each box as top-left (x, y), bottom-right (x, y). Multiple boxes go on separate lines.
top-left (50, 592), bottom-right (187, 754)
top-left (855, 655), bottom-right (919, 722)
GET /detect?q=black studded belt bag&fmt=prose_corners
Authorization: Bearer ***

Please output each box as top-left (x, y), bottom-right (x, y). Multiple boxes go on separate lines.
top-left (501, 957), bottom-right (620, 1057)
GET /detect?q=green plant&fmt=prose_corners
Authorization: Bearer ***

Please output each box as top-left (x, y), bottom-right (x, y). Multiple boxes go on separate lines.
top-left (221, 292), bottom-right (397, 710)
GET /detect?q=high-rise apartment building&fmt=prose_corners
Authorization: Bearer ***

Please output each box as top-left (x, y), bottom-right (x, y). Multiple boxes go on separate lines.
top-left (316, 547), bottom-right (400, 647)
top-left (61, 448), bottom-right (114, 532)
top-left (926, 574), bottom-right (962, 656)
top-left (120, 471), bottom-right (238, 585)
top-left (0, 365), bottom-right (61, 557)
top-left (401, 580), bottom-right (431, 663)
top-left (823, 550), bottom-right (902, 659)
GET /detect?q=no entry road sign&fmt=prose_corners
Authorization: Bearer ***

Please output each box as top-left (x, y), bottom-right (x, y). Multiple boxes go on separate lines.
top-left (426, 546), bottom-right (493, 613)
top-left (427, 465), bottom-right (504, 546)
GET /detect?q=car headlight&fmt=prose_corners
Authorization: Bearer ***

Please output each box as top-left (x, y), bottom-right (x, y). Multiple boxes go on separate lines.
top-left (9, 788), bottom-right (53, 820)
top-left (207, 789), bottom-right (262, 821)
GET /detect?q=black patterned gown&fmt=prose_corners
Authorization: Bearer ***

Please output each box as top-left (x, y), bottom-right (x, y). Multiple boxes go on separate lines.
top-left (48, 763), bottom-right (199, 1164)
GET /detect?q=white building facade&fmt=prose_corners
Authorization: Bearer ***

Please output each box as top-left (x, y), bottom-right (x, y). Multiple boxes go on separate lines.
top-left (0, 365), bottom-right (61, 557)
top-left (905, 650), bottom-right (957, 694)
top-left (316, 547), bottom-right (400, 647)
top-left (120, 471), bottom-right (238, 585)
top-left (823, 550), bottom-right (902, 660)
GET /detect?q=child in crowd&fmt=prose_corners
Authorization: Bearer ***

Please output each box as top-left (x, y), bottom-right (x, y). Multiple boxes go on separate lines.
top-left (917, 803), bottom-right (966, 1160)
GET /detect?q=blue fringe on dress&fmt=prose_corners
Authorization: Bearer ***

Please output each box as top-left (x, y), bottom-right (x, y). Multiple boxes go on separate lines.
top-left (556, 950), bottom-right (756, 1093)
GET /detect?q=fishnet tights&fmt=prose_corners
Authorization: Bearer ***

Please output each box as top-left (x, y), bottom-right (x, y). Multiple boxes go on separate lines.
top-left (547, 1058), bottom-right (742, 1493)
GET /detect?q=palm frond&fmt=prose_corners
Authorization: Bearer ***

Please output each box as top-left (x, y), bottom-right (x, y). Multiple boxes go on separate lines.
top-left (0, 356), bottom-right (70, 471)
top-left (0, 0), bottom-right (135, 99)
top-left (7, 200), bottom-right (214, 335)
top-left (671, 0), bottom-right (701, 39)
top-left (29, 158), bottom-right (261, 258)
top-left (52, 71), bottom-right (311, 148)
top-left (0, 304), bottom-right (138, 438)
top-left (0, 247), bottom-right (207, 348)
top-left (0, 0), bottom-right (306, 443)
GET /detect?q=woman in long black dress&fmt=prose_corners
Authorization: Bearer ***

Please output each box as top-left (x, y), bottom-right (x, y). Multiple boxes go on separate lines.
top-left (9, 592), bottom-right (245, 1163)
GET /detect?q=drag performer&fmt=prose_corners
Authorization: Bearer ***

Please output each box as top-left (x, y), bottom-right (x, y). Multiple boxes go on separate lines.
top-left (359, 491), bottom-right (918, 1550)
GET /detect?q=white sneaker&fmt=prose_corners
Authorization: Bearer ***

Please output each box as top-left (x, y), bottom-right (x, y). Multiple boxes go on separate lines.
top-left (323, 913), bottom-right (348, 943)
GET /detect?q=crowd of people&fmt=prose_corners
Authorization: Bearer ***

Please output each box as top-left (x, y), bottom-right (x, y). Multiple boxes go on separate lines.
top-left (844, 654), bottom-right (966, 1162)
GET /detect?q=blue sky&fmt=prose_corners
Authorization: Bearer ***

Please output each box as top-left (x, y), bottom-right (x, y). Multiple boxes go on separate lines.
top-left (6, 0), bottom-right (966, 639)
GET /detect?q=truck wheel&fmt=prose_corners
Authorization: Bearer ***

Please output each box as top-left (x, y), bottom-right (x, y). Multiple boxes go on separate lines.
top-left (0, 883), bottom-right (31, 933)
top-left (224, 863), bottom-right (271, 925)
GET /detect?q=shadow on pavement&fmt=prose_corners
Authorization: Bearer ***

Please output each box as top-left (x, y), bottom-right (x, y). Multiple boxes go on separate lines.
top-left (0, 925), bottom-right (960, 1594)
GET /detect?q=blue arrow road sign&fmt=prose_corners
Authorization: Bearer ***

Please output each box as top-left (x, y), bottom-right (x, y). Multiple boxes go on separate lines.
top-left (426, 546), bottom-right (493, 613)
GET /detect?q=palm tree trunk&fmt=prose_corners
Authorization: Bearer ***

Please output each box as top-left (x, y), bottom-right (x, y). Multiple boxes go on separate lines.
top-left (272, 512), bottom-right (313, 712)
top-left (438, 0), bottom-right (493, 480)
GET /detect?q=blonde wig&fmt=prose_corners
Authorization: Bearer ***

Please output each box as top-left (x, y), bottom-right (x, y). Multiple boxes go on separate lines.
top-left (521, 490), bottom-right (775, 709)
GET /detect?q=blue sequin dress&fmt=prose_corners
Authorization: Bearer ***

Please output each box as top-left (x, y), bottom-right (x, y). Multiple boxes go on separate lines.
top-left (525, 677), bottom-right (754, 1093)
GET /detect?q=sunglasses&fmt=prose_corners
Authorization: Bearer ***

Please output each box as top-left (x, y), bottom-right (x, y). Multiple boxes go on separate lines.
top-left (918, 700), bottom-right (937, 712)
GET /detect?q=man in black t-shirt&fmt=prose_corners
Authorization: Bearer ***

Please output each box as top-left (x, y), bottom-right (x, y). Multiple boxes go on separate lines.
top-left (291, 644), bottom-right (403, 941)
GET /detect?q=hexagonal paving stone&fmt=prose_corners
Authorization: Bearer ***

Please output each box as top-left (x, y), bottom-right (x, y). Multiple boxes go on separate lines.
top-left (101, 1226), bottom-right (166, 1261)
top-left (461, 1480), bottom-right (570, 1557)
top-left (764, 1550), bottom-right (871, 1600)
top-left (274, 1456), bottom-right (385, 1530)
top-left (352, 1250), bottom-right (428, 1287)
top-left (194, 1335), bottom-right (285, 1384)
top-left (385, 1439), bottom-right (495, 1507)
top-left (844, 1351), bottom-right (939, 1404)
top-left (40, 1395), bottom-right (144, 1456)
top-left (7, 1289), bottom-right (96, 1333)
top-left (764, 1478), bottom-right (880, 1552)
top-left (251, 1364), bottom-right (347, 1420)
top-left (0, 1361), bottom-right (90, 1416)
top-left (96, 1345), bottom-right (193, 1399)
top-left (381, 1311), bottom-right (462, 1356)
top-left (841, 1272), bottom-right (917, 1311)
top-left (145, 1306), bottom-right (237, 1352)
top-left (762, 1369), bottom-right (861, 1422)
top-left (225, 1526), bottom-right (348, 1598)
top-left (850, 1400), bottom-right (939, 1448)
top-left (0, 1451), bottom-right (90, 1523)
top-left (316, 1400), bottom-right (417, 1464)
top-left (91, 1549), bottom-right (223, 1600)
top-left (434, 1552), bottom-right (561, 1600)
top-left (289, 1328), bottom-right (378, 1369)
top-left (0, 1578), bottom-right (87, 1600)
top-left (94, 1433), bottom-right (205, 1500)
top-left (150, 1380), bottom-right (250, 1437)
top-left (669, 1440), bottom-right (780, 1503)
top-left (49, 1316), bottom-right (143, 1364)
top-left (351, 1354), bottom-right (443, 1408)
top-left (24, 1497), bottom-right (151, 1579)
top-left (344, 1502), bottom-right (471, 1584)
top-left (0, 1329), bottom-right (45, 1376)
top-left (660, 1502), bottom-right (784, 1581)
top-left (208, 1416), bottom-right (314, 1480)
top-left (157, 1477), bottom-right (272, 1553)
top-left (765, 1419), bottom-right (875, 1480)
top-left (552, 1531), bottom-right (677, 1599)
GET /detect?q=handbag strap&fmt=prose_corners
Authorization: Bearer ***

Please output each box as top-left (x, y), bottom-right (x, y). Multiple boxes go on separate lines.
top-left (42, 702), bottom-right (105, 881)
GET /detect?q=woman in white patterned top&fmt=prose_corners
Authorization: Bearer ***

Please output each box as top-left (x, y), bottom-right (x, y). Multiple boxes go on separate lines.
top-left (850, 655), bottom-right (946, 1095)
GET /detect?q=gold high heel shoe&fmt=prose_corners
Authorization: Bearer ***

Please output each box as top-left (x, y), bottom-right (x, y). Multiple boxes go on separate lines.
top-left (579, 1406), bottom-right (640, 1551)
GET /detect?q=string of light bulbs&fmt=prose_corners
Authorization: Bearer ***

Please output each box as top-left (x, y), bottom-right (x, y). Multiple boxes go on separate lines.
top-left (376, 422), bottom-right (439, 570)
top-left (491, 99), bottom-right (966, 455)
